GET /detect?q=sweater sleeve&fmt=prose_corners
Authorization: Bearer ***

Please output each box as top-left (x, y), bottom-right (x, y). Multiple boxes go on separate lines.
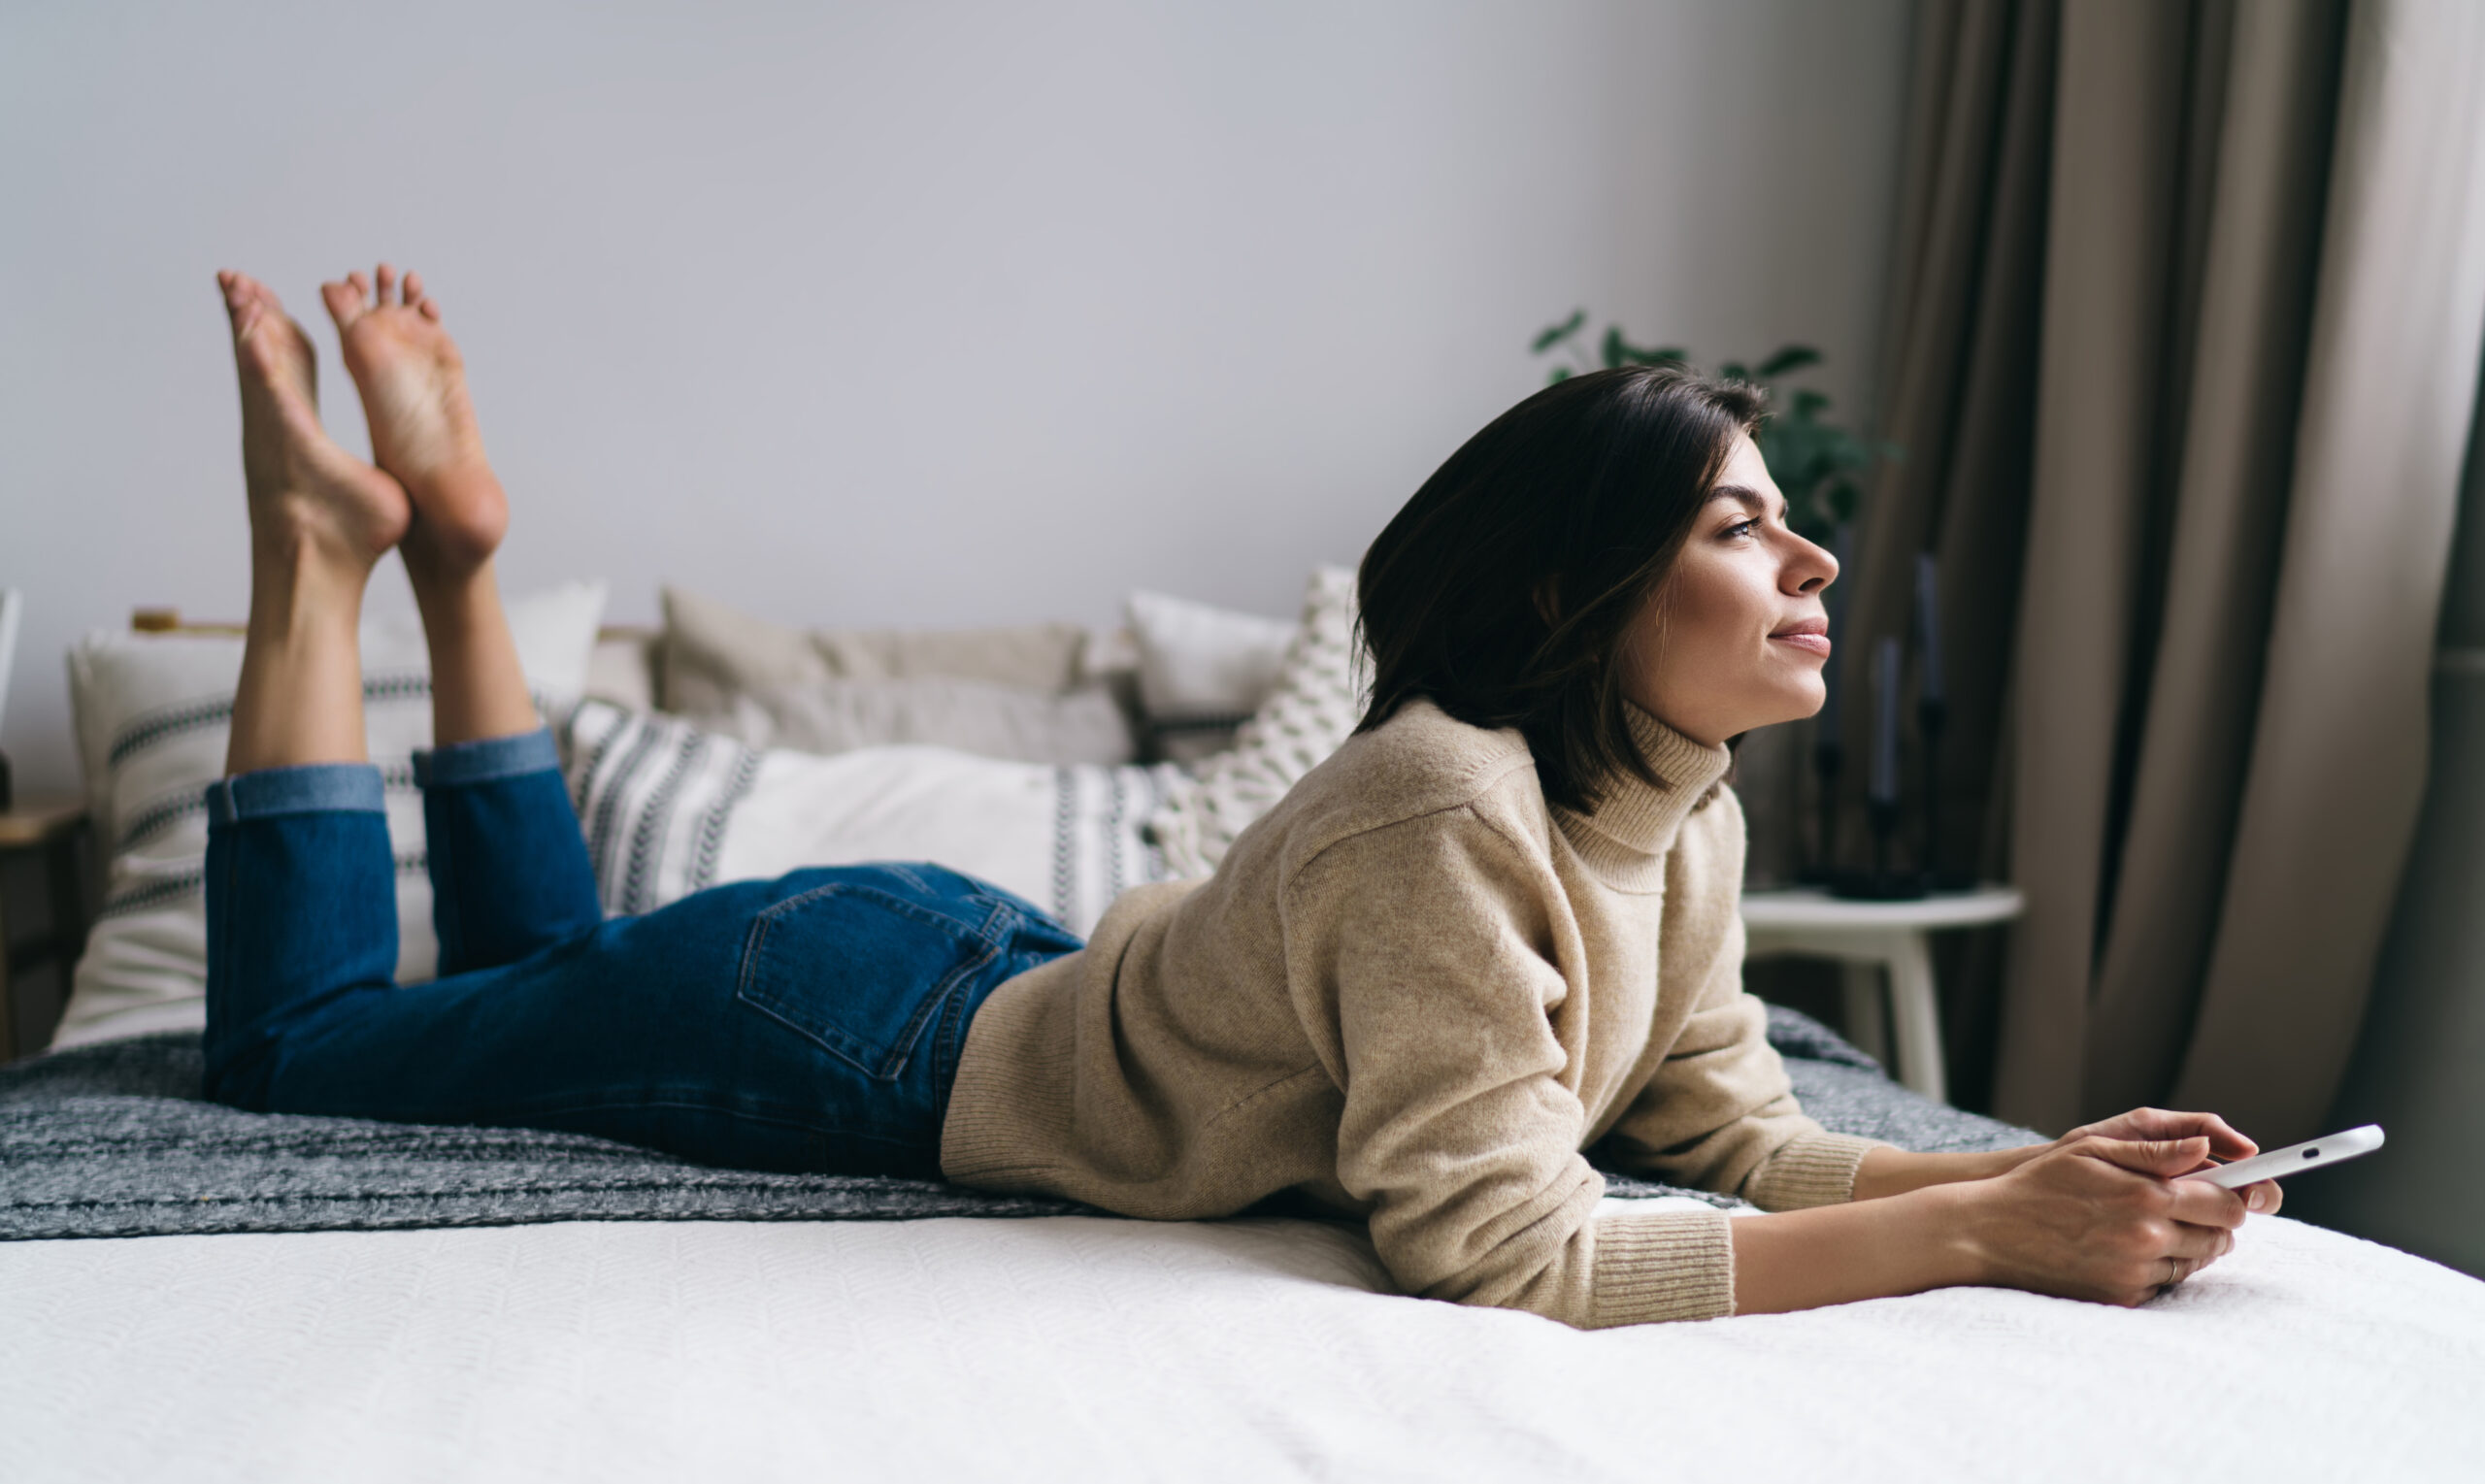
top-left (1285, 808), bottom-right (1739, 1329)
top-left (1596, 796), bottom-right (1883, 1209)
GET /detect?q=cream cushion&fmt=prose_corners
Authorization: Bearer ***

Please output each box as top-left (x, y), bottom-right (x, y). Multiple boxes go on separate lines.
top-left (1123, 589), bottom-right (1298, 763)
top-left (1146, 567), bottom-right (1369, 878)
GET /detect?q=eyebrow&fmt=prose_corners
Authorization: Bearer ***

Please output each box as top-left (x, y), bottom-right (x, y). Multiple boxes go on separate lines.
top-left (1707, 483), bottom-right (1788, 521)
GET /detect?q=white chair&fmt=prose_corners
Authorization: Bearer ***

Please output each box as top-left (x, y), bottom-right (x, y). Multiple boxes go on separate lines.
top-left (1740, 885), bottom-right (2025, 1104)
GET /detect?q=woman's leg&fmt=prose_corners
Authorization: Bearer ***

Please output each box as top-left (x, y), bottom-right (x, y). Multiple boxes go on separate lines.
top-left (216, 271), bottom-right (411, 775)
top-left (206, 270), bottom-right (415, 1096)
top-left (318, 263), bottom-right (533, 749)
top-left (318, 265), bottom-right (602, 973)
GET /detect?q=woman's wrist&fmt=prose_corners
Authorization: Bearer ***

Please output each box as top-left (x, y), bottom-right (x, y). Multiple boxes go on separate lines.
top-left (1851, 1143), bottom-right (2038, 1202)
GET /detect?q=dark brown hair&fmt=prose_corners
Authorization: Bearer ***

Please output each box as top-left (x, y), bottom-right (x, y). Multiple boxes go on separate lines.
top-left (1355, 365), bottom-right (1765, 812)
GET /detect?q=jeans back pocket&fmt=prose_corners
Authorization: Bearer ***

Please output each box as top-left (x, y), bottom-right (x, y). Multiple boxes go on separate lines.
top-left (735, 883), bottom-right (999, 1081)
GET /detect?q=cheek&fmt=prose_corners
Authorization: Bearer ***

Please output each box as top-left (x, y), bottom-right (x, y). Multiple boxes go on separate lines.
top-left (1665, 559), bottom-right (1768, 662)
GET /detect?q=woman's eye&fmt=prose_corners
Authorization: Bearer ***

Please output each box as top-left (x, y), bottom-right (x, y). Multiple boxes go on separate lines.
top-left (1723, 518), bottom-right (1759, 541)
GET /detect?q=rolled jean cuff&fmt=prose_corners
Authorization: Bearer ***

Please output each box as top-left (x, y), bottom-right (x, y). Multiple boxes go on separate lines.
top-left (413, 728), bottom-right (560, 788)
top-left (206, 763), bottom-right (386, 826)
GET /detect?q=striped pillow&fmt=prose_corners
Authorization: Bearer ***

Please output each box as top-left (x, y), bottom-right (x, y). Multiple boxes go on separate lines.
top-left (560, 700), bottom-right (1183, 937)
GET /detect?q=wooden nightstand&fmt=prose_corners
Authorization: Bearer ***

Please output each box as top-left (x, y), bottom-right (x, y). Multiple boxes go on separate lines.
top-left (0, 801), bottom-right (97, 1061)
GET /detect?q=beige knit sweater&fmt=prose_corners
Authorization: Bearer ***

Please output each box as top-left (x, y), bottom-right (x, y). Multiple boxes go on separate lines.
top-left (942, 697), bottom-right (1880, 1328)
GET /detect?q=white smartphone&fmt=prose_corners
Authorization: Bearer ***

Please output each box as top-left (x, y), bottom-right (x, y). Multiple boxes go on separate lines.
top-left (2175, 1124), bottom-right (2385, 1188)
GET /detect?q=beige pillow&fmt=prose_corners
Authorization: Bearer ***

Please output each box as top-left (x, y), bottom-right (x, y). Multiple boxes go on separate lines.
top-left (659, 584), bottom-right (1090, 711)
top-left (657, 585), bottom-right (1136, 764)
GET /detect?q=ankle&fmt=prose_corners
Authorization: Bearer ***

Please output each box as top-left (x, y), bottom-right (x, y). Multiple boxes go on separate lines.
top-left (250, 531), bottom-right (375, 613)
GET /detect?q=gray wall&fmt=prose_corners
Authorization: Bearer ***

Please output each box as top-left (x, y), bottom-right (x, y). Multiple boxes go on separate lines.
top-left (2296, 351), bottom-right (2485, 1277)
top-left (0, 0), bottom-right (1912, 798)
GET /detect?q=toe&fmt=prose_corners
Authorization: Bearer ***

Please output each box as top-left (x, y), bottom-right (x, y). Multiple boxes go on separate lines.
top-left (348, 270), bottom-right (373, 307)
top-left (319, 279), bottom-right (365, 330)
top-left (416, 297), bottom-right (442, 322)
top-left (374, 264), bottom-right (397, 304)
top-left (401, 269), bottom-right (423, 305)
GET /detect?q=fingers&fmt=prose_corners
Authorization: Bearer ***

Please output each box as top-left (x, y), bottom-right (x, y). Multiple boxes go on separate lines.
top-left (2166, 1177), bottom-right (2249, 1231)
top-left (2088, 1107), bottom-right (2260, 1163)
top-left (2163, 1218), bottom-right (2234, 1264)
top-left (2242, 1179), bottom-right (2283, 1216)
top-left (2075, 1134), bottom-right (2211, 1179)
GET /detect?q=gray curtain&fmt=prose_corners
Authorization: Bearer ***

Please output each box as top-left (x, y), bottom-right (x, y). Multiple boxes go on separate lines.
top-left (1835, 0), bottom-right (2485, 1139)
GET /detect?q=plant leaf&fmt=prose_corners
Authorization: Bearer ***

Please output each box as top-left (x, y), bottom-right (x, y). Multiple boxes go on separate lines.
top-left (1547, 366), bottom-right (1573, 384)
top-left (1531, 310), bottom-right (1587, 354)
top-left (1601, 326), bottom-right (1628, 370)
top-left (1758, 345), bottom-right (1822, 378)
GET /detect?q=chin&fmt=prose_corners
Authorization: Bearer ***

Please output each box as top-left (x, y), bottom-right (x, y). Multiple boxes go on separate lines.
top-left (1746, 677), bottom-right (1828, 731)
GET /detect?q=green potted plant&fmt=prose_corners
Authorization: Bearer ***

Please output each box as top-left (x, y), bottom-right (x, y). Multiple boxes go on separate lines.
top-left (1530, 312), bottom-right (1888, 543)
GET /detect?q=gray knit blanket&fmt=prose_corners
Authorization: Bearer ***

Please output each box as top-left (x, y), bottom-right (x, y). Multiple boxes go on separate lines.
top-left (0, 1006), bottom-right (2037, 1241)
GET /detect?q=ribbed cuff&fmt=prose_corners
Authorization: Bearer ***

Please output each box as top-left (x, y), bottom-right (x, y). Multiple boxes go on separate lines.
top-left (1587, 1206), bottom-right (1737, 1327)
top-left (413, 727), bottom-right (559, 787)
top-left (206, 763), bottom-right (385, 826)
top-left (1742, 1130), bottom-right (1885, 1211)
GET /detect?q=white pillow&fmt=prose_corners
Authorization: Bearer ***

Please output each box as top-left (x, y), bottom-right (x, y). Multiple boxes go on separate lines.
top-left (560, 700), bottom-right (1184, 938)
top-left (1124, 590), bottom-right (1298, 764)
top-left (52, 582), bottom-right (609, 1049)
top-left (1146, 567), bottom-right (1369, 879)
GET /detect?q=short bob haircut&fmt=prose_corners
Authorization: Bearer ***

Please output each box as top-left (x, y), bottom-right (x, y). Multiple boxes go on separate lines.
top-left (1355, 365), bottom-right (1766, 814)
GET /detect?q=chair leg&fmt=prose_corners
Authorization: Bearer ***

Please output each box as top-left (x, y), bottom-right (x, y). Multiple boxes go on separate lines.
top-left (1886, 930), bottom-right (1947, 1105)
top-left (1839, 961), bottom-right (1890, 1068)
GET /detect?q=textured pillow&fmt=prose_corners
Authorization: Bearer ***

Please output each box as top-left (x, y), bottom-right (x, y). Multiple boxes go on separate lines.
top-left (1147, 567), bottom-right (1369, 879)
top-left (1124, 589), bottom-right (1298, 763)
top-left (560, 701), bottom-right (1182, 937)
top-left (657, 584), bottom-right (1135, 763)
top-left (52, 582), bottom-right (609, 1049)
top-left (659, 583), bottom-right (1089, 703)
top-left (688, 677), bottom-right (1136, 767)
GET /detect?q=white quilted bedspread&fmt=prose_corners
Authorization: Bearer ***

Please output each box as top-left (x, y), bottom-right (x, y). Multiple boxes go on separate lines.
top-left (3, 1205), bottom-right (2479, 1483)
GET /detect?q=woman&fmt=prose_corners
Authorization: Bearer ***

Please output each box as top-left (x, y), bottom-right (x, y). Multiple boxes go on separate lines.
top-left (205, 264), bottom-right (2279, 1327)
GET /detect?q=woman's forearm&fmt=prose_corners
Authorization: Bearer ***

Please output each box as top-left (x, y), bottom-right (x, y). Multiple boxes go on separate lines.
top-left (1729, 1186), bottom-right (1982, 1314)
top-left (1849, 1142), bottom-right (2044, 1202)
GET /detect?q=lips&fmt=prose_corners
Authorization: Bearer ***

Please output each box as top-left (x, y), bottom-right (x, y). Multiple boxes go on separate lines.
top-left (1769, 618), bottom-right (1832, 657)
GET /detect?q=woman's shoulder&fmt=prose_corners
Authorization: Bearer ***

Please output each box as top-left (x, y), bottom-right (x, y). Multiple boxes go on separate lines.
top-left (1240, 697), bottom-right (1546, 870)
top-left (1318, 696), bottom-right (1537, 811)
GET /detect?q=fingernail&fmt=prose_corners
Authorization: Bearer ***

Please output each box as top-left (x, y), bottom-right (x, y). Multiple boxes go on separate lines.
top-left (2248, 1188), bottom-right (2269, 1212)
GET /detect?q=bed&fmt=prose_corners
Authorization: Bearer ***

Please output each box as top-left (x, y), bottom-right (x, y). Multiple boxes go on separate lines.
top-left (10, 585), bottom-right (2481, 1481)
top-left (6, 1011), bottom-right (2481, 1483)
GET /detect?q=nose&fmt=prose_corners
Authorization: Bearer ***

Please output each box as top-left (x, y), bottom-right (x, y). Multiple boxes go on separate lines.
top-left (1786, 529), bottom-right (1839, 596)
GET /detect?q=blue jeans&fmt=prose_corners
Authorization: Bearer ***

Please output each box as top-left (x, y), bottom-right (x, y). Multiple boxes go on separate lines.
top-left (201, 730), bottom-right (1081, 1176)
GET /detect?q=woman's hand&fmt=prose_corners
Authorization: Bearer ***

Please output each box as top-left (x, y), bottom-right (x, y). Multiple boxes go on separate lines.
top-left (2049, 1106), bottom-right (2283, 1217)
top-left (1947, 1134), bottom-right (2253, 1306)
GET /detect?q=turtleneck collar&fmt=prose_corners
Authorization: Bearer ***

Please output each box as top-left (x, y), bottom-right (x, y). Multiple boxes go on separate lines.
top-left (1550, 705), bottom-right (1733, 886)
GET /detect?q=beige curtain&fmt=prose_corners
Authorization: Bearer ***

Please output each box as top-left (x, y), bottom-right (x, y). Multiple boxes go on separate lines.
top-left (1844, 0), bottom-right (2485, 1139)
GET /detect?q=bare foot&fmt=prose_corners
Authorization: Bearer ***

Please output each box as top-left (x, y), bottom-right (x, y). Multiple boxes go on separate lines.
top-left (217, 270), bottom-right (412, 571)
top-left (320, 264), bottom-right (508, 576)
